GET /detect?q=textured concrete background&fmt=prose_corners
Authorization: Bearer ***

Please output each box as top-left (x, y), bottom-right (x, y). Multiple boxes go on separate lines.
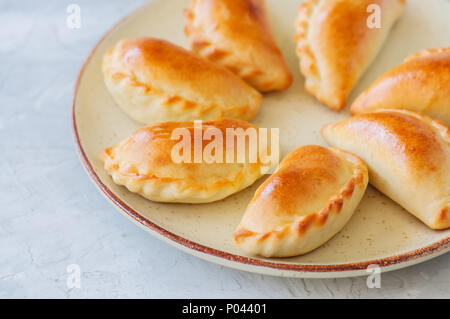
top-left (0, 0), bottom-right (449, 298)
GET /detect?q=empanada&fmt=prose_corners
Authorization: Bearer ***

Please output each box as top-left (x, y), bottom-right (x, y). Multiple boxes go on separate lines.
top-left (350, 48), bottom-right (450, 125)
top-left (184, 0), bottom-right (292, 92)
top-left (294, 0), bottom-right (406, 110)
top-left (321, 109), bottom-right (450, 229)
top-left (102, 38), bottom-right (262, 124)
top-left (233, 145), bottom-right (368, 257)
top-left (100, 119), bottom-right (273, 204)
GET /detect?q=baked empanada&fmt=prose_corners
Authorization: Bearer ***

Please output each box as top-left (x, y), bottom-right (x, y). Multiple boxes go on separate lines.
top-left (294, 0), bottom-right (406, 110)
top-left (321, 109), bottom-right (450, 229)
top-left (351, 48), bottom-right (450, 125)
top-left (102, 38), bottom-right (262, 124)
top-left (100, 119), bottom-right (273, 204)
top-left (233, 145), bottom-right (368, 257)
top-left (184, 0), bottom-right (292, 92)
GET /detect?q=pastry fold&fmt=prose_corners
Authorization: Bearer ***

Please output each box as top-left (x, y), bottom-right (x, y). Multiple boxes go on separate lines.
top-left (184, 0), bottom-right (292, 92)
top-left (294, 0), bottom-right (406, 110)
top-left (233, 145), bottom-right (368, 257)
top-left (102, 38), bottom-right (262, 124)
top-left (100, 119), bottom-right (271, 204)
top-left (350, 48), bottom-right (450, 125)
top-left (321, 109), bottom-right (450, 229)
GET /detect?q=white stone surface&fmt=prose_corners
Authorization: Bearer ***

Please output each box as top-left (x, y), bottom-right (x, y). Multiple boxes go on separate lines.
top-left (0, 0), bottom-right (449, 298)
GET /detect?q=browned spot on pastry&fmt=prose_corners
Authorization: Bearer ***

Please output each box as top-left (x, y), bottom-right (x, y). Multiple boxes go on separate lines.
top-left (316, 212), bottom-right (328, 226)
top-left (316, 196), bottom-right (344, 226)
top-left (350, 111), bottom-right (445, 173)
top-left (405, 47), bottom-right (450, 61)
top-left (204, 47), bottom-right (229, 61)
top-left (252, 146), bottom-right (343, 214)
top-left (331, 197), bottom-right (344, 214)
top-left (182, 8), bottom-right (193, 20)
top-left (435, 206), bottom-right (450, 228)
top-left (99, 147), bottom-right (113, 161)
top-left (103, 37), bottom-right (262, 122)
top-left (296, 214), bottom-right (316, 234)
top-left (341, 178), bottom-right (355, 198)
top-left (111, 72), bottom-right (126, 80)
top-left (256, 232), bottom-right (272, 242)
top-left (246, 0), bottom-right (264, 20)
top-left (233, 228), bottom-right (255, 242)
top-left (182, 100), bottom-right (197, 109)
top-left (192, 39), bottom-right (211, 48)
top-left (162, 96), bottom-right (181, 105)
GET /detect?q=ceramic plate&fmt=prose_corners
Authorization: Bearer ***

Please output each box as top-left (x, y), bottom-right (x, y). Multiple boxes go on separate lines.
top-left (73, 0), bottom-right (450, 278)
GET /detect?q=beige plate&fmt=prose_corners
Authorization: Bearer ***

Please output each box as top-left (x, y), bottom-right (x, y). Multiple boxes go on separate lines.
top-left (73, 0), bottom-right (450, 278)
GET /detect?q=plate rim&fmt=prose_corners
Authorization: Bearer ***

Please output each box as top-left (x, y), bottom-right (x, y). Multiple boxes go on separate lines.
top-left (71, 0), bottom-right (450, 277)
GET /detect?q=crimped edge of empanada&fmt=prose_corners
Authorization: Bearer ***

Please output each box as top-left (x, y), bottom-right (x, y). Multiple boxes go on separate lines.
top-left (103, 67), bottom-right (220, 116)
top-left (185, 8), bottom-right (263, 81)
top-left (294, 0), bottom-right (322, 103)
top-left (183, 6), bottom-right (264, 86)
top-left (233, 148), bottom-right (369, 257)
top-left (100, 147), bottom-right (263, 204)
top-left (183, 1), bottom-right (292, 92)
top-left (102, 40), bottom-right (262, 124)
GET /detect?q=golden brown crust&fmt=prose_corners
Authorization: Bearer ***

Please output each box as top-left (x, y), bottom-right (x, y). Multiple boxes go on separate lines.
top-left (321, 109), bottom-right (450, 229)
top-left (184, 0), bottom-right (292, 92)
top-left (102, 37), bottom-right (262, 124)
top-left (294, 0), bottom-right (406, 110)
top-left (435, 206), bottom-right (450, 229)
top-left (100, 119), bottom-right (270, 203)
top-left (404, 47), bottom-right (450, 61)
top-left (350, 47), bottom-right (450, 125)
top-left (233, 145), bottom-right (369, 257)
